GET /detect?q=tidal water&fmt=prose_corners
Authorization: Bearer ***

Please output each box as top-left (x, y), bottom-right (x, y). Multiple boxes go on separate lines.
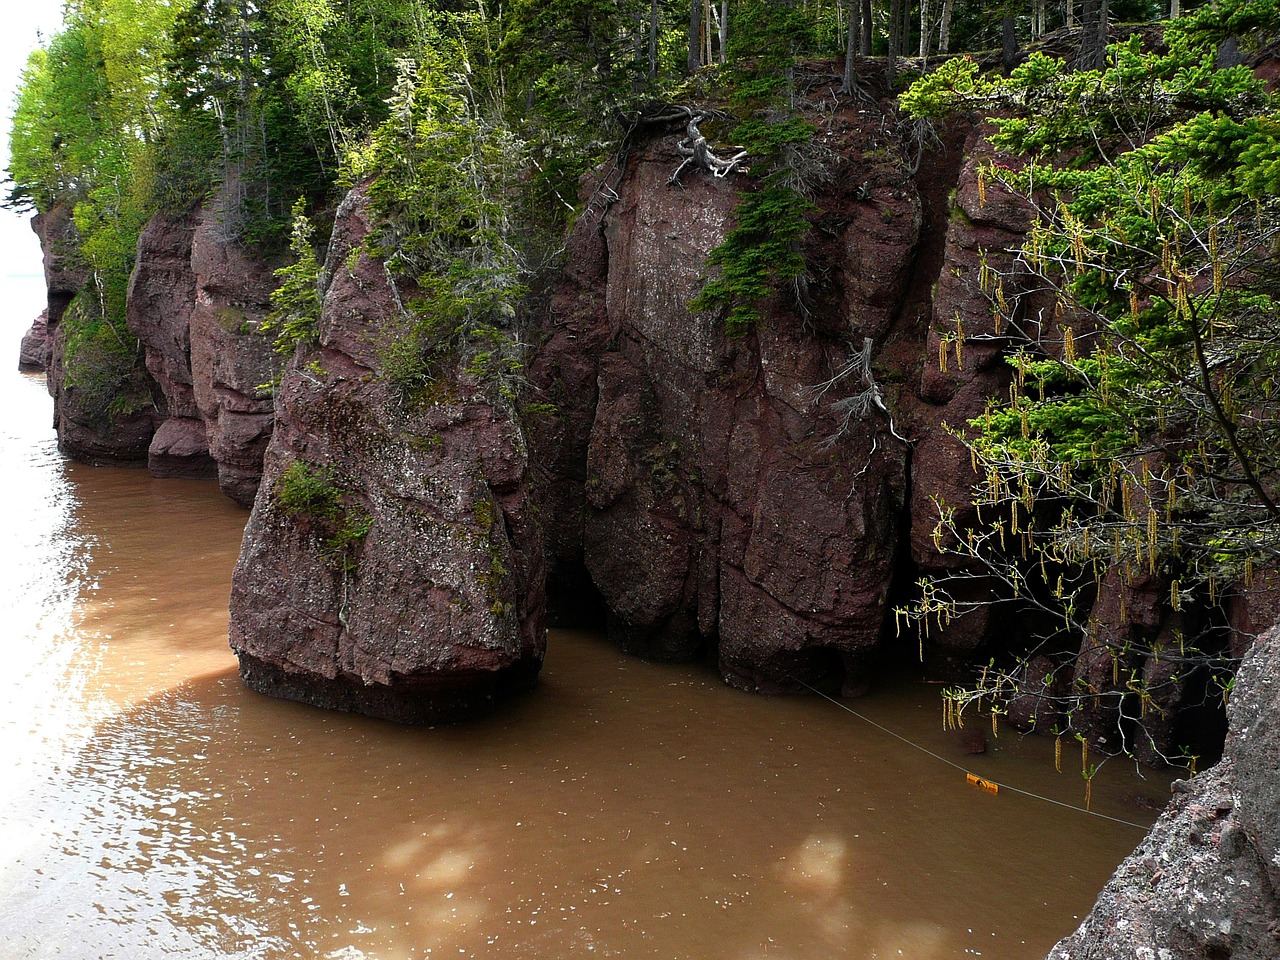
top-left (0, 360), bottom-right (1168, 959)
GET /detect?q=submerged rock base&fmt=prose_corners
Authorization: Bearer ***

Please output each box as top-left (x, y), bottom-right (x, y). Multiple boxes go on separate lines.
top-left (237, 652), bottom-right (541, 725)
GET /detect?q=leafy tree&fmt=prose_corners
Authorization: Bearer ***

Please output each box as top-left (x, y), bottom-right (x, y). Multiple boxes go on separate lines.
top-left (899, 2), bottom-right (1280, 764)
top-left (342, 30), bottom-right (528, 404)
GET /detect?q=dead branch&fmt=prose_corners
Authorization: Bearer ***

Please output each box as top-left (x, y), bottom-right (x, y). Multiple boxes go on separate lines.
top-left (809, 336), bottom-right (909, 445)
top-left (666, 108), bottom-right (748, 185)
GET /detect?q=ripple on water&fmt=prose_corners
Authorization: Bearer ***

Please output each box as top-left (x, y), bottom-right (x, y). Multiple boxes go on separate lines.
top-left (0, 363), bottom-right (1167, 960)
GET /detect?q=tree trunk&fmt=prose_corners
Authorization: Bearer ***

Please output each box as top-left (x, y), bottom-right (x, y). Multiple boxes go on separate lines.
top-left (843, 0), bottom-right (861, 92)
top-left (940, 0), bottom-right (954, 53)
top-left (688, 0), bottom-right (702, 72)
top-left (887, 0), bottom-right (901, 85)
top-left (1080, 0), bottom-right (1105, 69)
top-left (704, 0), bottom-right (714, 65)
top-left (720, 0), bottom-right (728, 63)
top-left (1002, 13), bottom-right (1017, 74)
top-left (649, 0), bottom-right (659, 76)
top-left (920, 0), bottom-right (933, 60)
top-left (860, 0), bottom-right (873, 55)
top-left (1066, 0), bottom-right (1075, 29)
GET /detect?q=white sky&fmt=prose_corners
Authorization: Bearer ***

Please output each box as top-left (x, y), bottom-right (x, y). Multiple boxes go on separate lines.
top-left (1, 0), bottom-right (68, 344)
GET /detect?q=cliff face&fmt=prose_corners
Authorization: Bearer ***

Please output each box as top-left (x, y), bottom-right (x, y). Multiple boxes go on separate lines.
top-left (22, 79), bottom-right (1252, 749)
top-left (24, 187), bottom-right (280, 499)
top-left (35, 201), bottom-right (157, 464)
top-left (530, 109), bottom-right (929, 694)
top-left (169, 83), bottom-right (1233, 734)
top-left (1048, 619), bottom-right (1280, 960)
top-left (227, 186), bottom-right (546, 723)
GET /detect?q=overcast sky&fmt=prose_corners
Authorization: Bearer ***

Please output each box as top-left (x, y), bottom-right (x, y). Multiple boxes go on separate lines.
top-left (2, 0), bottom-right (67, 343)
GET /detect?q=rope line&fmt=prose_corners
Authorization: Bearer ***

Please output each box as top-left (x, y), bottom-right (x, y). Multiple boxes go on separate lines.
top-left (792, 677), bottom-right (1151, 831)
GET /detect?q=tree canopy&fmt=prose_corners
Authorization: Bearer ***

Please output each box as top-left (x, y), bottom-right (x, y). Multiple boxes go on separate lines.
top-left (900, 0), bottom-right (1280, 767)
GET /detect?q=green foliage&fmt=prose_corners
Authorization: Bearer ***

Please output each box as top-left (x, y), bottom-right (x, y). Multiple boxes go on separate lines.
top-left (346, 43), bottom-right (527, 404)
top-left (691, 11), bottom-right (823, 337)
top-left (899, 0), bottom-right (1280, 760)
top-left (263, 199), bottom-right (323, 355)
top-left (274, 459), bottom-right (373, 570)
top-left (61, 292), bottom-right (152, 428)
top-left (691, 185), bottom-right (816, 335)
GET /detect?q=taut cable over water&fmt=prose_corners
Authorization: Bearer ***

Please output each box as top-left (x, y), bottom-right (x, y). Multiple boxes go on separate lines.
top-left (791, 676), bottom-right (1151, 831)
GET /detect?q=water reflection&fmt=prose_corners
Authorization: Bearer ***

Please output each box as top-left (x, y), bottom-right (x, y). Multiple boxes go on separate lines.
top-left (0, 364), bottom-right (1167, 959)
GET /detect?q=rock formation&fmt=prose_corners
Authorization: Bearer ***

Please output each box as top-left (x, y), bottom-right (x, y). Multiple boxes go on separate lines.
top-left (18, 72), bottom-right (1254, 750)
top-left (228, 186), bottom-right (545, 723)
top-left (125, 211), bottom-right (214, 479)
top-left (1047, 619), bottom-right (1280, 960)
top-left (18, 311), bottom-right (49, 371)
top-left (35, 201), bottom-right (156, 464)
top-left (186, 197), bottom-right (280, 505)
top-left (528, 106), bottom-right (933, 695)
top-left (123, 191), bottom-right (279, 500)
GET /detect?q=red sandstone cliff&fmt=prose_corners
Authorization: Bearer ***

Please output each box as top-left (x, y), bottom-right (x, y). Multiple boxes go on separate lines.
top-left (227, 185), bottom-right (546, 723)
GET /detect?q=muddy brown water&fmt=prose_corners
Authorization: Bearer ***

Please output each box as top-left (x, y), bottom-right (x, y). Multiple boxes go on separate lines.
top-left (0, 365), bottom-right (1170, 959)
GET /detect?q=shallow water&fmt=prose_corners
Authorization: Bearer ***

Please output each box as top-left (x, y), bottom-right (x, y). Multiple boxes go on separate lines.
top-left (0, 364), bottom-right (1167, 959)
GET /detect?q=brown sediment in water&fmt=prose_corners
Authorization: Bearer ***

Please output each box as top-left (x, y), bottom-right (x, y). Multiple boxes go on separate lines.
top-left (1, 367), bottom-right (1167, 960)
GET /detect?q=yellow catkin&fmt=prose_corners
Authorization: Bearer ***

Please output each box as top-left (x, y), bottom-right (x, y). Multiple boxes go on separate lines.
top-left (992, 711), bottom-right (999, 738)
top-left (1171, 579), bottom-right (1181, 611)
top-left (939, 336), bottom-right (949, 373)
top-left (978, 167), bottom-right (987, 207)
top-left (1130, 288), bottom-right (1140, 318)
top-left (1081, 738), bottom-right (1089, 775)
top-left (1063, 325), bottom-right (1075, 363)
top-left (1055, 736), bottom-right (1062, 772)
top-left (1084, 777), bottom-right (1092, 811)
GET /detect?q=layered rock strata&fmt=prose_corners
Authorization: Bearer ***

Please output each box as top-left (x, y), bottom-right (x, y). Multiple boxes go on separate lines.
top-left (125, 212), bottom-right (214, 479)
top-left (229, 187), bottom-right (545, 723)
top-left (124, 194), bottom-right (279, 500)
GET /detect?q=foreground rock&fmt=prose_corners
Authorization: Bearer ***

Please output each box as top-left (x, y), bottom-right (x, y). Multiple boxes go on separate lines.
top-left (229, 187), bottom-right (545, 723)
top-left (1047, 621), bottom-right (1280, 960)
